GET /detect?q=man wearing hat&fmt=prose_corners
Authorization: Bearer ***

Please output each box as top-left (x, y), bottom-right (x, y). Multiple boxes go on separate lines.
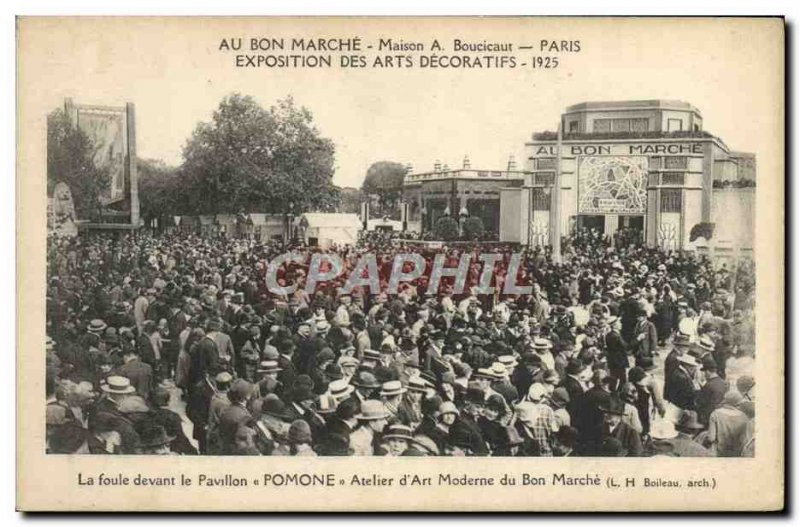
top-left (671, 411), bottom-right (712, 457)
top-left (447, 387), bottom-right (489, 456)
top-left (206, 372), bottom-right (233, 454)
top-left (603, 315), bottom-right (630, 384)
top-left (381, 424), bottom-right (413, 456)
top-left (664, 354), bottom-right (699, 412)
top-left (632, 308), bottom-right (658, 369)
top-left (218, 379), bottom-right (254, 454)
top-left (593, 396), bottom-right (643, 457)
top-left (257, 395), bottom-right (292, 446)
top-left (706, 391), bottom-right (749, 457)
top-left (114, 341), bottom-right (154, 401)
top-left (352, 371), bottom-right (380, 404)
top-left (422, 328), bottom-right (446, 373)
top-left (664, 331), bottom-right (692, 382)
top-left (380, 380), bottom-right (407, 424)
top-left (696, 355), bottom-right (729, 427)
top-left (350, 400), bottom-right (389, 456)
top-left (325, 398), bottom-right (360, 446)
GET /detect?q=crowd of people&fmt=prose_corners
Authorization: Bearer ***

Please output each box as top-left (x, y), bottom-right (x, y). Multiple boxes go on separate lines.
top-left (45, 227), bottom-right (756, 457)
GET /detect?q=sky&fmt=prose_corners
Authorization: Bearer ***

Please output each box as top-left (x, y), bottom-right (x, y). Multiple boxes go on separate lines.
top-left (20, 17), bottom-right (783, 190)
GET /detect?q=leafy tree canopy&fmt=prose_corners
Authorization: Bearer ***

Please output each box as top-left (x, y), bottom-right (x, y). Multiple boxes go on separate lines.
top-left (361, 161), bottom-right (408, 217)
top-left (180, 93), bottom-right (339, 214)
top-left (47, 108), bottom-right (110, 218)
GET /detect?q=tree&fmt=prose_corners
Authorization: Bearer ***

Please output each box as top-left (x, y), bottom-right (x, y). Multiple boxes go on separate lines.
top-left (180, 93), bottom-right (338, 214)
top-left (434, 216), bottom-right (460, 241)
top-left (137, 159), bottom-right (181, 223)
top-left (47, 108), bottom-right (110, 218)
top-left (361, 161), bottom-right (408, 218)
top-left (462, 216), bottom-right (485, 240)
top-left (338, 186), bottom-right (365, 214)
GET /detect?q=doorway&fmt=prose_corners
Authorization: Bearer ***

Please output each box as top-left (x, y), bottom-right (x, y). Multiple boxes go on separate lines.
top-left (579, 215), bottom-right (605, 234)
top-left (616, 215), bottom-right (644, 245)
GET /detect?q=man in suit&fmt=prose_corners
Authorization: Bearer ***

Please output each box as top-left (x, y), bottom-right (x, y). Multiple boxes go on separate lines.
top-left (603, 316), bottom-right (630, 384)
top-left (218, 379), bottom-right (254, 454)
top-left (664, 331), bottom-right (692, 382)
top-left (695, 355), bottom-right (729, 426)
top-left (115, 347), bottom-right (153, 401)
top-left (591, 395), bottom-right (643, 456)
top-left (632, 308), bottom-right (658, 369)
top-left (573, 369), bottom-right (612, 444)
top-left (664, 354), bottom-right (699, 411)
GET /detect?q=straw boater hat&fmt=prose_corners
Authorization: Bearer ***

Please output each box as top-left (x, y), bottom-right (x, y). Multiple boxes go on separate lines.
top-left (380, 380), bottom-right (407, 398)
top-left (314, 394), bottom-right (339, 415)
top-left (328, 379), bottom-right (355, 400)
top-left (650, 419), bottom-right (679, 440)
top-left (473, 368), bottom-right (496, 381)
top-left (356, 400), bottom-right (389, 421)
top-left (677, 354), bottom-right (700, 368)
top-left (88, 319), bottom-right (108, 333)
top-left (363, 349), bottom-right (381, 362)
top-left (532, 338), bottom-right (553, 350)
top-left (497, 355), bottom-right (517, 368)
top-left (406, 377), bottom-right (428, 394)
top-left (257, 360), bottom-right (282, 374)
top-left (101, 375), bottom-right (136, 395)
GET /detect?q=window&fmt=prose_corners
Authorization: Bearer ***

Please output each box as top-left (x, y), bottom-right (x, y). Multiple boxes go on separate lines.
top-left (593, 119), bottom-right (612, 133)
top-left (536, 172), bottom-right (555, 186)
top-left (612, 119), bottom-right (631, 132)
top-left (648, 173), bottom-right (660, 187)
top-left (649, 157), bottom-right (662, 170)
top-left (569, 120), bottom-right (579, 133)
top-left (660, 189), bottom-right (682, 212)
top-left (667, 118), bottom-right (683, 132)
top-left (537, 158), bottom-right (556, 170)
top-left (662, 172), bottom-right (685, 185)
top-left (532, 188), bottom-right (550, 211)
top-left (630, 118), bottom-right (649, 132)
top-left (664, 156), bottom-right (688, 169)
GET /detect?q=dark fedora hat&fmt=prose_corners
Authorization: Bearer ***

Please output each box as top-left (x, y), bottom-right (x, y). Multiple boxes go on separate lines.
top-left (675, 410), bottom-right (704, 432)
top-left (137, 423), bottom-right (176, 449)
top-left (598, 396), bottom-right (626, 416)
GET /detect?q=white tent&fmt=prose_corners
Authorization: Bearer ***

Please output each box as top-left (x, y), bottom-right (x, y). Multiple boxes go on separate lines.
top-left (295, 213), bottom-right (362, 248)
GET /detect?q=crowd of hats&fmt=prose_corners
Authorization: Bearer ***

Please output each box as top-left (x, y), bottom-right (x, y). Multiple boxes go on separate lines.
top-left (43, 228), bottom-right (756, 456)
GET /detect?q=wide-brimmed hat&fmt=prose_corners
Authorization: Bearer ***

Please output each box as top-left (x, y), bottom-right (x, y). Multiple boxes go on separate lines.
top-left (138, 423), bottom-right (175, 449)
top-left (532, 338), bottom-right (553, 350)
top-left (363, 349), bottom-right (381, 362)
top-left (472, 368), bottom-right (496, 381)
top-left (87, 319), bottom-right (108, 333)
top-left (700, 355), bottom-right (718, 372)
top-left (383, 424), bottom-right (413, 441)
top-left (497, 355), bottom-right (517, 368)
top-left (315, 394), bottom-right (339, 415)
top-left (255, 359), bottom-right (282, 374)
top-left (101, 375), bottom-right (136, 395)
top-left (410, 434), bottom-right (439, 455)
top-left (352, 371), bottom-right (380, 389)
top-left (262, 397), bottom-right (292, 420)
top-left (677, 354), bottom-right (700, 368)
top-left (650, 419), bottom-right (678, 440)
top-left (328, 379), bottom-right (355, 399)
top-left (696, 336), bottom-right (715, 353)
top-left (380, 380), bottom-right (407, 398)
top-left (598, 396), bottom-right (626, 416)
top-left (406, 377), bottom-right (428, 394)
top-left (675, 410), bottom-right (704, 432)
top-left (356, 400), bottom-right (389, 421)
top-left (118, 395), bottom-right (150, 414)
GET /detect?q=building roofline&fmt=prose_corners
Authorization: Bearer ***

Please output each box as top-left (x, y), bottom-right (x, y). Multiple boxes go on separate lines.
top-left (563, 99), bottom-right (702, 116)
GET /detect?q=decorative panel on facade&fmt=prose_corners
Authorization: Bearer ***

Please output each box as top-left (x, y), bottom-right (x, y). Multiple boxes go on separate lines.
top-left (577, 156), bottom-right (648, 214)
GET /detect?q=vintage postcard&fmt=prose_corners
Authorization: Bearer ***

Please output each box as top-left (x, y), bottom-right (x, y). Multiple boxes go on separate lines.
top-left (16, 16), bottom-right (784, 511)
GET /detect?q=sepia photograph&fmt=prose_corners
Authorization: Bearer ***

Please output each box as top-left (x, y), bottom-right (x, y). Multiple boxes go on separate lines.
top-left (17, 16), bottom-right (784, 511)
